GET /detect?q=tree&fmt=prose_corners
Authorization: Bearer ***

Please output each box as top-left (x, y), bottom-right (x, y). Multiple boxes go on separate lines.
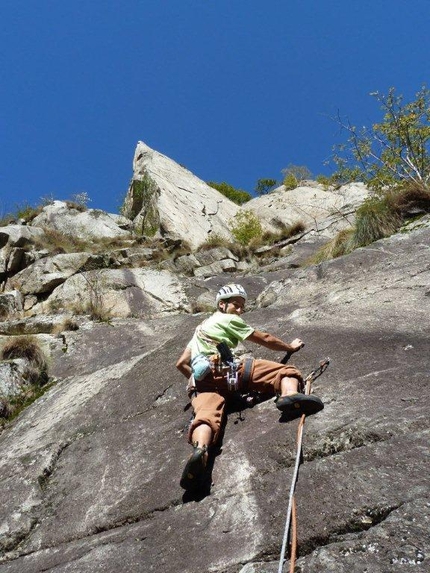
top-left (281, 165), bottom-right (312, 190)
top-left (255, 178), bottom-right (277, 196)
top-left (312, 86), bottom-right (430, 262)
top-left (330, 86), bottom-right (430, 191)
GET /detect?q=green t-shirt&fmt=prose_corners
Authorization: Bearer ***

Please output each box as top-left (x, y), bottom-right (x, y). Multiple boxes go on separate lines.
top-left (188, 311), bottom-right (254, 358)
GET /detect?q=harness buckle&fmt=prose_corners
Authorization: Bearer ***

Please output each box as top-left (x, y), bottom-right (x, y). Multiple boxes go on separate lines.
top-left (226, 366), bottom-right (239, 392)
top-left (217, 342), bottom-right (240, 392)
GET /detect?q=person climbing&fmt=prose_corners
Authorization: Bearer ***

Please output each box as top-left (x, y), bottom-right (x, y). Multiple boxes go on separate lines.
top-left (176, 283), bottom-right (324, 491)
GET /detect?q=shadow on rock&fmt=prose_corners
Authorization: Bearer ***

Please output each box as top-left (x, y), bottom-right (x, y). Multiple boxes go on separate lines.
top-left (181, 393), bottom-right (275, 503)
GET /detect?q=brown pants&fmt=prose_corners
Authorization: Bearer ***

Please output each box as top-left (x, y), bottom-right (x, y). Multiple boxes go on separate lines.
top-left (188, 359), bottom-right (303, 444)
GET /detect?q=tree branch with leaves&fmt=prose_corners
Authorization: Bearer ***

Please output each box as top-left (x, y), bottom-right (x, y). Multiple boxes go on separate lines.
top-left (330, 85), bottom-right (430, 192)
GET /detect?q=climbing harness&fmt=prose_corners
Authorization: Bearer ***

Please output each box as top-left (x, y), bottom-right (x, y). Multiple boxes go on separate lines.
top-left (278, 357), bottom-right (330, 573)
top-left (216, 342), bottom-right (240, 391)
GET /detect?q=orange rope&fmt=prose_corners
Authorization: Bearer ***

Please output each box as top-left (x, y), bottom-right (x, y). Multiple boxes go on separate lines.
top-left (289, 496), bottom-right (297, 572)
top-left (278, 358), bottom-right (329, 573)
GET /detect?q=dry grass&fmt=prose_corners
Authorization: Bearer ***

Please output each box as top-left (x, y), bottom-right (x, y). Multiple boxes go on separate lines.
top-left (389, 183), bottom-right (430, 216)
top-left (1, 335), bottom-right (49, 384)
top-left (308, 229), bottom-right (355, 264)
top-left (32, 228), bottom-right (164, 258)
top-left (308, 184), bottom-right (430, 264)
top-left (0, 335), bottom-right (51, 423)
top-left (51, 317), bottom-right (79, 334)
top-left (262, 220), bottom-right (306, 244)
top-left (33, 229), bottom-right (92, 254)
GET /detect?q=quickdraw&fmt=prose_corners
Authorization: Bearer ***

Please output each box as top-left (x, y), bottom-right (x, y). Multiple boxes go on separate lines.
top-left (278, 357), bottom-right (330, 573)
top-left (216, 342), bottom-right (240, 392)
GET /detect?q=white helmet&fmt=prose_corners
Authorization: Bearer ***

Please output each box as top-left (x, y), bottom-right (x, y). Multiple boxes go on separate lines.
top-left (216, 284), bottom-right (248, 304)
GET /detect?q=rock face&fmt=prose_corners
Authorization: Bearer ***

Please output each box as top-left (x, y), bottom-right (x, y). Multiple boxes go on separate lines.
top-left (0, 226), bottom-right (45, 283)
top-left (0, 359), bottom-right (28, 399)
top-left (123, 142), bottom-right (371, 250)
top-left (0, 142), bottom-right (429, 572)
top-left (31, 201), bottom-right (132, 240)
top-left (0, 292), bottom-right (22, 321)
top-left (41, 267), bottom-right (192, 318)
top-left (0, 143), bottom-right (374, 315)
top-left (123, 141), bottom-right (240, 250)
top-left (0, 226), bottom-right (45, 249)
top-left (245, 181), bottom-right (370, 237)
top-left (7, 253), bottom-right (98, 295)
top-left (0, 226), bottom-right (428, 573)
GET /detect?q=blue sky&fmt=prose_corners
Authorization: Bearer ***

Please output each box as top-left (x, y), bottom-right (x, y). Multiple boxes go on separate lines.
top-left (1, 0), bottom-right (429, 215)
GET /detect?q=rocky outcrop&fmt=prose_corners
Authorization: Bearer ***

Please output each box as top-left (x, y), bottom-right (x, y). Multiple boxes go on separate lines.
top-left (0, 226), bottom-right (45, 283)
top-left (123, 141), bottom-right (240, 250)
top-left (0, 315), bottom-right (75, 336)
top-left (0, 205), bottom-right (131, 296)
top-left (7, 253), bottom-right (100, 295)
top-left (0, 226), bottom-right (45, 249)
top-left (123, 142), bottom-right (370, 250)
top-left (169, 246), bottom-right (252, 278)
top-left (0, 226), bottom-right (428, 573)
top-left (0, 292), bottom-right (22, 321)
top-left (244, 181), bottom-right (370, 237)
top-left (39, 267), bottom-right (192, 318)
top-left (0, 359), bottom-right (29, 399)
top-left (0, 141), bottom-right (429, 572)
top-left (0, 144), bottom-right (373, 313)
top-left (31, 201), bottom-right (132, 240)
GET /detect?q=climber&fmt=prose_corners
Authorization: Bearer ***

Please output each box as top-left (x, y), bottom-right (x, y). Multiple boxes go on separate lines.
top-left (176, 283), bottom-right (324, 491)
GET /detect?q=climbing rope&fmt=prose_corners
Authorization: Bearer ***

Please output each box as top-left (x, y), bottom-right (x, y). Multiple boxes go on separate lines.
top-left (278, 358), bottom-right (330, 573)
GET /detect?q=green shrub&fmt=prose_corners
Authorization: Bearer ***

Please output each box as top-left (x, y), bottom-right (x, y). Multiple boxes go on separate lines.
top-left (15, 203), bottom-right (43, 222)
top-left (0, 213), bottom-right (15, 227)
top-left (126, 175), bottom-right (160, 236)
top-left (0, 379), bottom-right (55, 423)
top-left (282, 165), bottom-right (312, 190)
top-left (230, 211), bottom-right (263, 246)
top-left (0, 202), bottom-right (43, 225)
top-left (354, 184), bottom-right (430, 247)
top-left (309, 196), bottom-right (400, 264)
top-left (309, 180), bottom-right (430, 263)
top-left (65, 201), bottom-right (87, 212)
top-left (316, 175), bottom-right (333, 189)
top-left (308, 229), bottom-right (356, 264)
top-left (353, 196), bottom-right (402, 246)
top-left (207, 181), bottom-right (251, 205)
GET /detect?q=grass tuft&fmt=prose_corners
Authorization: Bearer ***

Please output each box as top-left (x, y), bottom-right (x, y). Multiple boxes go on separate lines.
top-left (0, 336), bottom-right (52, 423)
top-left (310, 184), bottom-right (430, 263)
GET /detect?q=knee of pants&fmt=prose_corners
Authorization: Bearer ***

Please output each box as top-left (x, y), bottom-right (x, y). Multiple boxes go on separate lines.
top-left (188, 392), bottom-right (225, 444)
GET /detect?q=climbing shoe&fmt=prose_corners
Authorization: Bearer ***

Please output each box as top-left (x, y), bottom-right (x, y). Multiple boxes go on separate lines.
top-left (276, 393), bottom-right (324, 418)
top-left (180, 443), bottom-right (208, 490)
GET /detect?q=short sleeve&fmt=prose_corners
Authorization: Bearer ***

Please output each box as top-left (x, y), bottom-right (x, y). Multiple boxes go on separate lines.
top-left (224, 316), bottom-right (254, 344)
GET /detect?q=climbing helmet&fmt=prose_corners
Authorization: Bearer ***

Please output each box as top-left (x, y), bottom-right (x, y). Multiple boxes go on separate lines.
top-left (216, 284), bottom-right (248, 304)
